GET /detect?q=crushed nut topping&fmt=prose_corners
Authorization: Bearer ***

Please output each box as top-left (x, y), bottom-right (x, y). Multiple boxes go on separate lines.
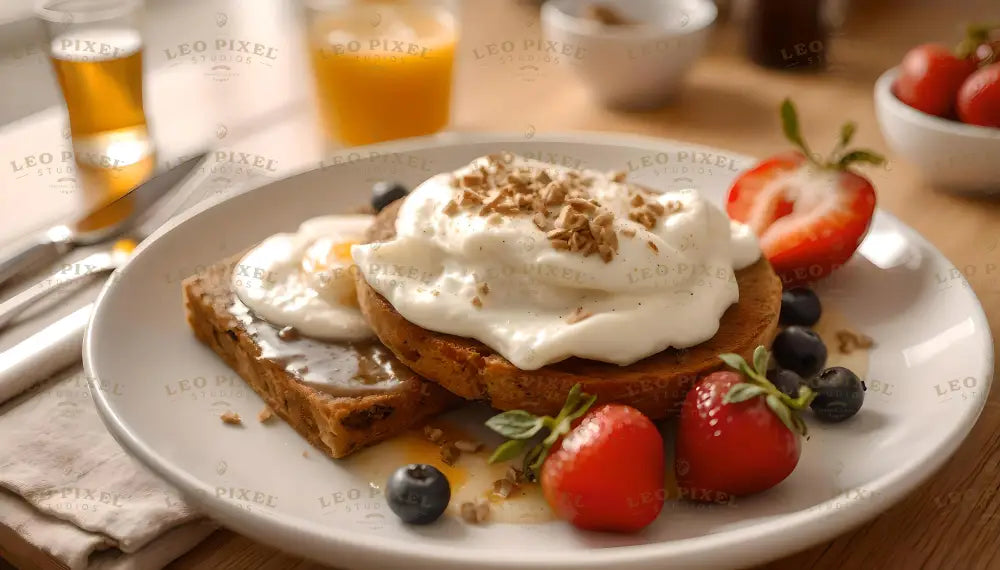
top-left (440, 155), bottom-right (683, 263)
top-left (440, 443), bottom-right (459, 466)
top-left (220, 411), bottom-right (242, 425)
top-left (258, 407), bottom-right (274, 423)
top-left (647, 241), bottom-right (659, 253)
top-left (492, 478), bottom-right (515, 499)
top-left (424, 425), bottom-right (444, 443)
top-left (460, 498), bottom-right (491, 524)
top-left (836, 330), bottom-right (875, 354)
top-left (471, 295), bottom-right (483, 308)
top-left (277, 326), bottom-right (299, 341)
top-left (477, 282), bottom-right (490, 296)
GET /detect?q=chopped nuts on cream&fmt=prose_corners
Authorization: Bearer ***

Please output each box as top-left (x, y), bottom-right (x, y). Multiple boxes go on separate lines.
top-left (352, 154), bottom-right (761, 370)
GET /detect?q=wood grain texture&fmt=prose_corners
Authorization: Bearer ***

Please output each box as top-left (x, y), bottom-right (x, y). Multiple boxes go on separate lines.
top-left (7, 0), bottom-right (1000, 568)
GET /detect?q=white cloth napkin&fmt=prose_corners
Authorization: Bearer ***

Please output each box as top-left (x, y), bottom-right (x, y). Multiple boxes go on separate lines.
top-left (0, 365), bottom-right (216, 569)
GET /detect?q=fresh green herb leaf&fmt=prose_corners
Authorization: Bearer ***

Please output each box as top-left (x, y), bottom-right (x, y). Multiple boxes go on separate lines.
top-left (485, 410), bottom-right (545, 440)
top-left (723, 383), bottom-right (768, 404)
top-left (489, 439), bottom-right (528, 463)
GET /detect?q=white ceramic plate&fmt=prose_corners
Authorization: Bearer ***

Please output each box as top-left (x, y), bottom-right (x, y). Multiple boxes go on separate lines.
top-left (85, 133), bottom-right (994, 569)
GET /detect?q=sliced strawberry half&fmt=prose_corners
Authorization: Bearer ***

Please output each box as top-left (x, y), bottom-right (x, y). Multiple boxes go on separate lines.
top-left (727, 100), bottom-right (883, 287)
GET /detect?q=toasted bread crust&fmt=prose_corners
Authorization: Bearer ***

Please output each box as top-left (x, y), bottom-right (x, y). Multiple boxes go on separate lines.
top-left (183, 256), bottom-right (459, 458)
top-left (355, 199), bottom-right (783, 419)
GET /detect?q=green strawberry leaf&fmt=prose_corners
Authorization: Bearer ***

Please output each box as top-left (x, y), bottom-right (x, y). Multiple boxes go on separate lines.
top-left (838, 121), bottom-right (857, 151)
top-left (765, 394), bottom-right (809, 437)
top-left (485, 410), bottom-right (545, 440)
top-left (719, 353), bottom-right (748, 371)
top-left (489, 439), bottom-right (528, 463)
top-left (780, 99), bottom-right (813, 160)
top-left (752, 345), bottom-right (770, 377)
top-left (565, 393), bottom-right (598, 423)
top-left (723, 382), bottom-right (768, 404)
top-left (837, 149), bottom-right (885, 169)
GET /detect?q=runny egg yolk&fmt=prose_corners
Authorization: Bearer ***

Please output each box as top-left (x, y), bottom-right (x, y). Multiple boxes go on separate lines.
top-left (301, 238), bottom-right (361, 307)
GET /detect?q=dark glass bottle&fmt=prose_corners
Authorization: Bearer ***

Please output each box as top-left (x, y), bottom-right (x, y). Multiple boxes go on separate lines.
top-left (746, 0), bottom-right (829, 71)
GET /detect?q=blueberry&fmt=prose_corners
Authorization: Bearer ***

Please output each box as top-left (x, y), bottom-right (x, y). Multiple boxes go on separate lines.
top-left (780, 287), bottom-right (822, 326)
top-left (372, 181), bottom-right (409, 213)
top-left (767, 367), bottom-right (804, 398)
top-left (385, 464), bottom-right (450, 524)
top-left (772, 326), bottom-right (827, 378)
top-left (808, 366), bottom-right (866, 422)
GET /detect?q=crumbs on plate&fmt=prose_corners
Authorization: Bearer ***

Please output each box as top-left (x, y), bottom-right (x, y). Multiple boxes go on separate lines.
top-left (220, 411), bottom-right (242, 425)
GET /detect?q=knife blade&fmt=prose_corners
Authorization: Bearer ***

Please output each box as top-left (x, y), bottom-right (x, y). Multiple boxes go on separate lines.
top-left (0, 153), bottom-right (207, 290)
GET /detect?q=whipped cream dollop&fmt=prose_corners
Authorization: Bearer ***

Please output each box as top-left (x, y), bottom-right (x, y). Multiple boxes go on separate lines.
top-left (352, 155), bottom-right (761, 370)
top-left (233, 215), bottom-right (375, 342)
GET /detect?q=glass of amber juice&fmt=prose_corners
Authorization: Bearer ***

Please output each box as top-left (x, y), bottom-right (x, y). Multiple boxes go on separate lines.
top-left (305, 0), bottom-right (458, 146)
top-left (37, 0), bottom-right (155, 211)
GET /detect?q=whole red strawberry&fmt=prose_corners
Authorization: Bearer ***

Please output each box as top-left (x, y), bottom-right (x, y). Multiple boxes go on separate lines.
top-left (676, 347), bottom-right (815, 501)
top-left (726, 99), bottom-right (883, 287)
top-left (486, 385), bottom-right (665, 532)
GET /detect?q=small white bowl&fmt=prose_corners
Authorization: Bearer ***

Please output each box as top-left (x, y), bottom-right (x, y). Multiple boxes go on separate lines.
top-left (874, 67), bottom-right (1000, 193)
top-left (541, 0), bottom-right (716, 110)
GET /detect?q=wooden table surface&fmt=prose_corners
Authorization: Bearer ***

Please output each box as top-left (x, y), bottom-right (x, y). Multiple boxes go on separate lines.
top-left (4, 0), bottom-right (1000, 568)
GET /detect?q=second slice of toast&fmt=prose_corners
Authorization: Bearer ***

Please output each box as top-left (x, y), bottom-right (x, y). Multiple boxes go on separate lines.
top-left (183, 256), bottom-right (460, 458)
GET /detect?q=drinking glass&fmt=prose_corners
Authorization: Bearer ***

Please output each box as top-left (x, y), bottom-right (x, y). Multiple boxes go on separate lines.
top-left (304, 0), bottom-right (459, 146)
top-left (36, 0), bottom-right (155, 212)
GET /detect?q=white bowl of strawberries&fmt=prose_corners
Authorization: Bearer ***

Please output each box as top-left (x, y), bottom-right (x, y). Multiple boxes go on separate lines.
top-left (874, 29), bottom-right (1000, 193)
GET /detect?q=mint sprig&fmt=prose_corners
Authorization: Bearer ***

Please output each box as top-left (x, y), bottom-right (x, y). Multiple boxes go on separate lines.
top-left (719, 345), bottom-right (815, 437)
top-left (780, 98), bottom-right (885, 172)
top-left (485, 383), bottom-right (597, 481)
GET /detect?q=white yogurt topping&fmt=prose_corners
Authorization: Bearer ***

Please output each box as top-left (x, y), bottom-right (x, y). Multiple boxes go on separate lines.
top-left (232, 215), bottom-right (374, 342)
top-left (352, 155), bottom-right (761, 370)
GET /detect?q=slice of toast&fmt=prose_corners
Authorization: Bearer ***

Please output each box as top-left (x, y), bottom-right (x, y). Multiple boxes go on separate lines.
top-left (355, 199), bottom-right (783, 420)
top-left (182, 256), bottom-right (459, 458)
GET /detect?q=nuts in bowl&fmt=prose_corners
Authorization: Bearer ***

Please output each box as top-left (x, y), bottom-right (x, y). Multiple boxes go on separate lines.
top-left (874, 66), bottom-right (1000, 193)
top-left (541, 0), bottom-right (716, 110)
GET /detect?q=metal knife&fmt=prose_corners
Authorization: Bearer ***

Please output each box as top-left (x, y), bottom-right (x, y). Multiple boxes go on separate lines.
top-left (0, 153), bottom-right (207, 290)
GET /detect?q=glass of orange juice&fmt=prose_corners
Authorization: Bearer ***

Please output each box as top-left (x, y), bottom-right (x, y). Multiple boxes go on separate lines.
top-left (304, 0), bottom-right (458, 146)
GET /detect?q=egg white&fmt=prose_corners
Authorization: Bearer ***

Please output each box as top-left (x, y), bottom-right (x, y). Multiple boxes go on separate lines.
top-left (232, 215), bottom-right (374, 341)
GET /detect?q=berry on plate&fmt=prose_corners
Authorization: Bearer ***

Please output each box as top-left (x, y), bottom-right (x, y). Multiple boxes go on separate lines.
top-left (772, 325), bottom-right (828, 378)
top-left (485, 384), bottom-right (665, 533)
top-left (726, 99), bottom-right (883, 287)
top-left (675, 346), bottom-right (816, 501)
top-left (780, 286), bottom-right (822, 326)
top-left (372, 181), bottom-right (409, 213)
top-left (385, 464), bottom-right (451, 524)
top-left (809, 366), bottom-right (867, 422)
top-left (768, 366), bottom-right (805, 399)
